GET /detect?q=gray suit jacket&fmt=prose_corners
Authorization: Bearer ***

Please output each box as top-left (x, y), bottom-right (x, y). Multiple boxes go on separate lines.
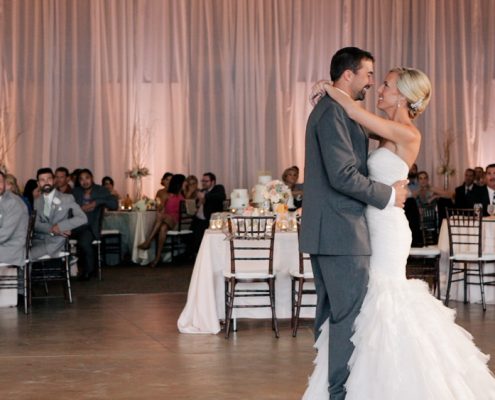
top-left (0, 191), bottom-right (29, 266)
top-left (300, 96), bottom-right (392, 255)
top-left (31, 190), bottom-right (87, 259)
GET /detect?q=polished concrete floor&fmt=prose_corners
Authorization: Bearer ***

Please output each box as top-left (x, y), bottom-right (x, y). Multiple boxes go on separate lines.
top-left (1, 279), bottom-right (495, 399)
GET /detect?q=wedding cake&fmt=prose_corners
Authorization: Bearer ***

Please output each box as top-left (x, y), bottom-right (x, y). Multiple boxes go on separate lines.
top-left (230, 189), bottom-right (249, 210)
top-left (252, 175), bottom-right (272, 205)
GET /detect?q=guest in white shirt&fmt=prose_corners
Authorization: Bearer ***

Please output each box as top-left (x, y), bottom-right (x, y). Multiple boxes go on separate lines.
top-left (471, 163), bottom-right (495, 216)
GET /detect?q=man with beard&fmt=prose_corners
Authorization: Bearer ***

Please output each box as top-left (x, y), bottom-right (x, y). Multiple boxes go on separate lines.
top-left (72, 169), bottom-right (118, 280)
top-left (300, 47), bottom-right (407, 399)
top-left (30, 168), bottom-right (87, 260)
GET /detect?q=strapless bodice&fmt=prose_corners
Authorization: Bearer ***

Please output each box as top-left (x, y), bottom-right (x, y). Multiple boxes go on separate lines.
top-left (367, 147), bottom-right (409, 186)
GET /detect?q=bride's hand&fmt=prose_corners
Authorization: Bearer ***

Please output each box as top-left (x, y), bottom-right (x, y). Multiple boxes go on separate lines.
top-left (309, 80), bottom-right (331, 106)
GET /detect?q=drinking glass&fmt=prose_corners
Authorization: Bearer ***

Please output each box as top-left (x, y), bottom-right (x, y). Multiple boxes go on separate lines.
top-left (487, 204), bottom-right (495, 217)
top-left (473, 203), bottom-right (483, 217)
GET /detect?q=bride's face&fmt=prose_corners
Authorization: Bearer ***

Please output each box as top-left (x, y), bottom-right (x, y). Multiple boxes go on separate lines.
top-left (376, 72), bottom-right (404, 112)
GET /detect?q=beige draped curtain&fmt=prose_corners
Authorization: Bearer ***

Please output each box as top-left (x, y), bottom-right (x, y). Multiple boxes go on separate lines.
top-left (1, 0), bottom-right (494, 196)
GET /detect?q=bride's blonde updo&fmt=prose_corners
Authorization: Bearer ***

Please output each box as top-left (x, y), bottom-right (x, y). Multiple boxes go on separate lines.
top-left (391, 67), bottom-right (432, 119)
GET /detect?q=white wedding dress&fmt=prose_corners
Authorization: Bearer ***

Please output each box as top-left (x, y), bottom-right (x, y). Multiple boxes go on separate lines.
top-left (303, 147), bottom-right (495, 400)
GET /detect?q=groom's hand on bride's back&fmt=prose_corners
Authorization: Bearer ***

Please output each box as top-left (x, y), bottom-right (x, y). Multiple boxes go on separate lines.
top-left (392, 180), bottom-right (409, 208)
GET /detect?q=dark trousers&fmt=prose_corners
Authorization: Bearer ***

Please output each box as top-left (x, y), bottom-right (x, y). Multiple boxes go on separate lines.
top-left (311, 255), bottom-right (369, 400)
top-left (190, 217), bottom-right (209, 254)
top-left (72, 226), bottom-right (96, 277)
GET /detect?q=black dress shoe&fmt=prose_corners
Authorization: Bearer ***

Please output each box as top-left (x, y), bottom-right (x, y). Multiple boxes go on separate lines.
top-left (77, 274), bottom-right (90, 282)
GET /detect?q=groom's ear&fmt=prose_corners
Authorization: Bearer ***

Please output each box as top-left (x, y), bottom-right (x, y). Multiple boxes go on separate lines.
top-left (342, 69), bottom-right (354, 83)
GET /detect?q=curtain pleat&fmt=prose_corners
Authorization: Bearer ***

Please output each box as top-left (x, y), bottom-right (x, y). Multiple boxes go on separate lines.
top-left (0, 0), bottom-right (494, 195)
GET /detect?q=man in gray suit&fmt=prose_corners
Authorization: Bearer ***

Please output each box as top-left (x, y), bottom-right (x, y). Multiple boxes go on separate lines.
top-left (31, 168), bottom-right (87, 260)
top-left (300, 47), bottom-right (408, 399)
top-left (0, 171), bottom-right (29, 266)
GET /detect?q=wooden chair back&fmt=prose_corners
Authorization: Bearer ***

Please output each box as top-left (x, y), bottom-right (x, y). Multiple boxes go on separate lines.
top-left (227, 216), bottom-right (276, 275)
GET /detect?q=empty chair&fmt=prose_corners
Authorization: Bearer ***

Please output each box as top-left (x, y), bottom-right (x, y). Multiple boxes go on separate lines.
top-left (407, 203), bottom-right (441, 298)
top-left (290, 218), bottom-right (316, 336)
top-left (444, 208), bottom-right (495, 311)
top-left (165, 200), bottom-right (194, 262)
top-left (224, 215), bottom-right (278, 338)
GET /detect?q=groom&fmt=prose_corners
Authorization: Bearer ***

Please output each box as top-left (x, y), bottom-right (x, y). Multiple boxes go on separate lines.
top-left (300, 47), bottom-right (408, 399)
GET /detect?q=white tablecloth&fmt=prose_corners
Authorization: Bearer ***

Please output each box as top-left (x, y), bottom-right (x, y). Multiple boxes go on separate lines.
top-left (177, 230), bottom-right (315, 334)
top-left (438, 218), bottom-right (495, 303)
top-left (103, 211), bottom-right (157, 265)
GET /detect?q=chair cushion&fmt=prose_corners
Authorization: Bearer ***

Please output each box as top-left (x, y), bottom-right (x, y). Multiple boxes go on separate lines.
top-left (0, 263), bottom-right (14, 267)
top-left (223, 271), bottom-right (275, 279)
top-left (409, 246), bottom-right (441, 257)
top-left (168, 229), bottom-right (193, 236)
top-left (451, 253), bottom-right (495, 261)
top-left (34, 251), bottom-right (70, 261)
top-left (101, 229), bottom-right (120, 235)
top-left (289, 269), bottom-right (314, 279)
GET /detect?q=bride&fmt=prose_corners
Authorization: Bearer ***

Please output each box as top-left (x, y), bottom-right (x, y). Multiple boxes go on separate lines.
top-left (303, 67), bottom-right (495, 399)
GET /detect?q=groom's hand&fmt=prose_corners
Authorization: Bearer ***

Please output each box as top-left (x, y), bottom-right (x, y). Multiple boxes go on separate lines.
top-left (392, 180), bottom-right (409, 208)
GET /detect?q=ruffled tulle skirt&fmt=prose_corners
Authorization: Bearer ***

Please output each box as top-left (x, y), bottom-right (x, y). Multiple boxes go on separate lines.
top-left (302, 273), bottom-right (495, 400)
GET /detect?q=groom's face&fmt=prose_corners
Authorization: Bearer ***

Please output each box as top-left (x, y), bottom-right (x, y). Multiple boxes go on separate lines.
top-left (350, 59), bottom-right (374, 101)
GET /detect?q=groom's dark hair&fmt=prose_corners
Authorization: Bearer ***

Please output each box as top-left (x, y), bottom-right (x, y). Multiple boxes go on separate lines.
top-left (330, 47), bottom-right (374, 82)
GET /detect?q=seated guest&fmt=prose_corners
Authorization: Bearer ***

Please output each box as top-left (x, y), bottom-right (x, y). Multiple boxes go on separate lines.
top-left (183, 174), bottom-right (199, 215)
top-left (190, 172), bottom-right (226, 254)
top-left (407, 163), bottom-right (419, 195)
top-left (282, 166), bottom-right (303, 208)
top-left (474, 166), bottom-right (485, 186)
top-left (5, 174), bottom-right (22, 195)
top-left (413, 170), bottom-right (454, 227)
top-left (138, 174), bottom-right (186, 268)
top-left (72, 169), bottom-right (118, 280)
top-left (470, 163), bottom-right (495, 216)
top-left (454, 168), bottom-right (476, 209)
top-left (54, 167), bottom-right (72, 194)
top-left (183, 175), bottom-right (199, 200)
top-left (101, 176), bottom-right (120, 199)
top-left (155, 172), bottom-right (173, 208)
top-left (5, 173), bottom-right (31, 211)
top-left (30, 168), bottom-right (87, 260)
top-left (22, 178), bottom-right (40, 213)
top-left (0, 171), bottom-right (29, 267)
top-left (70, 169), bottom-right (82, 189)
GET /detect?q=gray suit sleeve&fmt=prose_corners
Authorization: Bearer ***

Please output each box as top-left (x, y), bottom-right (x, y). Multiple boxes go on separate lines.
top-left (0, 198), bottom-right (28, 244)
top-left (317, 105), bottom-right (392, 209)
top-left (57, 195), bottom-right (88, 232)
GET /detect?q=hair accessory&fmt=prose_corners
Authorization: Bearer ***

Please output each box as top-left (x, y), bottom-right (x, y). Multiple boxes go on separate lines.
top-left (410, 98), bottom-right (423, 110)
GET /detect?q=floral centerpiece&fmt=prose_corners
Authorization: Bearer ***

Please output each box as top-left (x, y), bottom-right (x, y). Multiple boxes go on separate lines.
top-left (264, 180), bottom-right (291, 212)
top-left (125, 166), bottom-right (150, 180)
